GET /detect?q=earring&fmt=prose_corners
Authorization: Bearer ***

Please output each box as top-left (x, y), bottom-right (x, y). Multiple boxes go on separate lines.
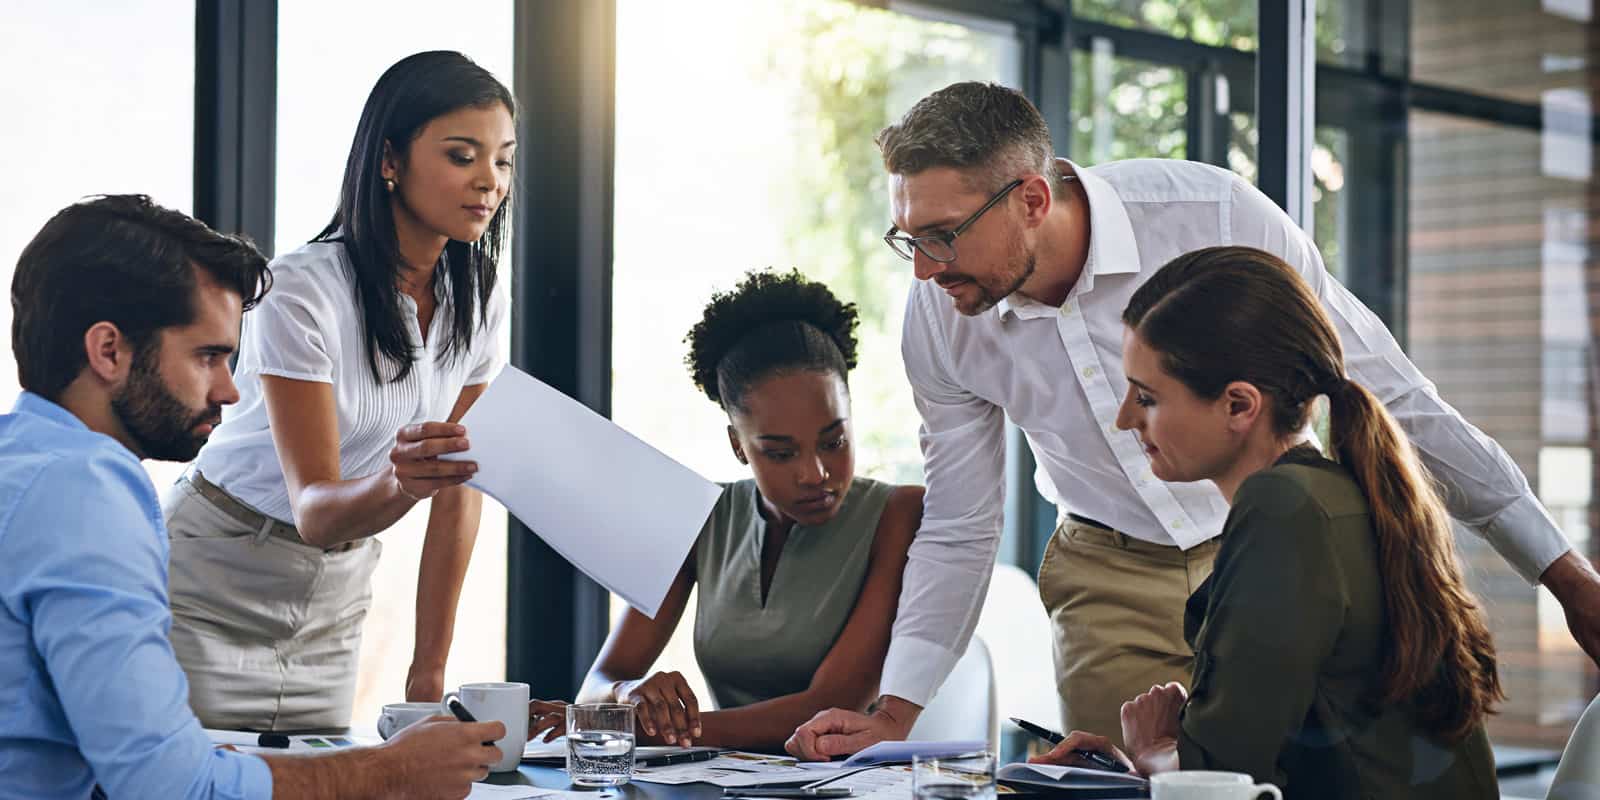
top-left (384, 178), bottom-right (396, 192)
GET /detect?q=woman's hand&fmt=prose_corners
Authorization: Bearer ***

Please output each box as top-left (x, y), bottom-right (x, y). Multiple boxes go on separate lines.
top-left (529, 700), bottom-right (570, 743)
top-left (1120, 682), bottom-right (1187, 776)
top-left (1028, 730), bottom-right (1137, 774)
top-left (390, 422), bottom-right (477, 501)
top-left (615, 671), bottom-right (702, 746)
top-left (404, 663), bottom-right (446, 702)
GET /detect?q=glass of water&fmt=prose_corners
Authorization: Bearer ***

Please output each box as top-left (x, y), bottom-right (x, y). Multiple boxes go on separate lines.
top-left (566, 702), bottom-right (636, 787)
top-left (911, 751), bottom-right (997, 800)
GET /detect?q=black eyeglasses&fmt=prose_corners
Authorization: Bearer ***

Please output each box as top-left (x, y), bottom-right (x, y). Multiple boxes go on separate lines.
top-left (883, 178), bottom-right (1024, 263)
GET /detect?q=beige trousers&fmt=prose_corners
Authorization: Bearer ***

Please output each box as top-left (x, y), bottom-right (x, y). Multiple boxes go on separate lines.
top-left (1036, 518), bottom-right (1219, 751)
top-left (162, 476), bottom-right (381, 730)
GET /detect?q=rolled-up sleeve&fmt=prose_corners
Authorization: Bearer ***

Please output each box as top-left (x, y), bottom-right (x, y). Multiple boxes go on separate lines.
top-left (2, 455), bottom-right (273, 800)
top-left (1230, 177), bottom-right (1572, 584)
top-left (880, 286), bottom-right (1006, 706)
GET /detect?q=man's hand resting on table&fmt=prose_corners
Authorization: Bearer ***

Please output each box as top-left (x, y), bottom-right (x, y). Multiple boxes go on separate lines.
top-left (784, 695), bottom-right (922, 761)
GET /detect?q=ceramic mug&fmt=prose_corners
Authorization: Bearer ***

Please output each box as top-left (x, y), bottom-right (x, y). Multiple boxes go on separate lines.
top-left (376, 701), bottom-right (439, 740)
top-left (1150, 771), bottom-right (1282, 800)
top-left (441, 681), bottom-right (531, 773)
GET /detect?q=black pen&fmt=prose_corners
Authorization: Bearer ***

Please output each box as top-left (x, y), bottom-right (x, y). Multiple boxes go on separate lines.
top-left (447, 698), bottom-right (497, 746)
top-left (255, 733), bottom-right (290, 748)
top-left (638, 748), bottom-right (723, 767)
top-left (1008, 717), bottom-right (1128, 774)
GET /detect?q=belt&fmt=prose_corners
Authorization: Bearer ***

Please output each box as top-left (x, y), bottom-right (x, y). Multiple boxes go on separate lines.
top-left (187, 471), bottom-right (352, 553)
top-left (1066, 512), bottom-right (1114, 531)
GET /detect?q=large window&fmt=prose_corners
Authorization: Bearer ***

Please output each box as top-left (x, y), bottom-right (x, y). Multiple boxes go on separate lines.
top-left (611, 0), bottom-right (1021, 702)
top-left (0, 3), bottom-right (195, 490)
top-left (276, 0), bottom-right (515, 729)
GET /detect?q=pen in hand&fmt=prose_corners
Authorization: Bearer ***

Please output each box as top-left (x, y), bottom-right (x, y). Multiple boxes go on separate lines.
top-left (1008, 716), bottom-right (1129, 774)
top-left (447, 697), bottom-right (498, 747)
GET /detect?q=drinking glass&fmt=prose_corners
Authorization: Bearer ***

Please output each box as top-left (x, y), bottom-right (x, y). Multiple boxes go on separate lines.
top-left (911, 751), bottom-right (998, 800)
top-left (565, 702), bottom-right (636, 787)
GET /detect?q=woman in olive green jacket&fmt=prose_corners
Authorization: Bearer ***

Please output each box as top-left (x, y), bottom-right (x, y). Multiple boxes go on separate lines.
top-left (1035, 246), bottom-right (1500, 799)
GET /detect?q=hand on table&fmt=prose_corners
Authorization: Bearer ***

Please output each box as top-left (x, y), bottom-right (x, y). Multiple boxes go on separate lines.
top-left (529, 699), bottom-right (570, 743)
top-left (615, 671), bottom-right (701, 746)
top-left (404, 663), bottom-right (445, 703)
top-left (784, 696), bottom-right (919, 761)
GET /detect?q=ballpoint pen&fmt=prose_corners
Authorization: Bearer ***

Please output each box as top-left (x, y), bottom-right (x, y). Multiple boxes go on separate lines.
top-left (1008, 716), bottom-right (1129, 773)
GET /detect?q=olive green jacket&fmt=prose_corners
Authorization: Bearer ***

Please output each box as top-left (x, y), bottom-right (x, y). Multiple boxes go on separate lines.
top-left (1175, 446), bottom-right (1499, 799)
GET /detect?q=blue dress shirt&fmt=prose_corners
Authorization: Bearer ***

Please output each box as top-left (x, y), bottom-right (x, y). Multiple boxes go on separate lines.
top-left (0, 392), bottom-right (272, 800)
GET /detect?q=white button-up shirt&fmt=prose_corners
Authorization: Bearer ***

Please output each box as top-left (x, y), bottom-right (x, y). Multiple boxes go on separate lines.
top-left (881, 158), bottom-right (1573, 706)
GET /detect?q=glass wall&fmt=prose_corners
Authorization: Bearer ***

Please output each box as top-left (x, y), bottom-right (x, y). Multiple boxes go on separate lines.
top-left (1406, 0), bottom-right (1600, 750)
top-left (611, 0), bottom-right (1021, 702)
top-left (0, 2), bottom-right (195, 494)
top-left (276, 0), bottom-right (515, 729)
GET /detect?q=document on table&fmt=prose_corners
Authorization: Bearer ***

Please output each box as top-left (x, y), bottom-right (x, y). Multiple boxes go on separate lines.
top-left (446, 365), bottom-right (722, 617)
top-left (996, 763), bottom-right (1148, 789)
top-left (632, 752), bottom-right (817, 787)
top-left (205, 728), bottom-right (380, 755)
top-left (468, 785), bottom-right (589, 799)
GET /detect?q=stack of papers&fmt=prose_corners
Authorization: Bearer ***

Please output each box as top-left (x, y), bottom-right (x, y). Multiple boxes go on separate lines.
top-left (632, 752), bottom-right (816, 787)
top-left (997, 763), bottom-right (1148, 797)
top-left (205, 729), bottom-right (380, 756)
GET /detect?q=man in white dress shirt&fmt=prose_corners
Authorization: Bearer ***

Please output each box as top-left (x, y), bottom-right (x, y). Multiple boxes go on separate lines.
top-left (786, 81), bottom-right (1600, 758)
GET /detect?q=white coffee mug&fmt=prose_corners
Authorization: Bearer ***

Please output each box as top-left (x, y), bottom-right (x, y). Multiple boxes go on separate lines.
top-left (441, 682), bottom-right (530, 773)
top-left (376, 701), bottom-right (440, 740)
top-left (1150, 771), bottom-right (1282, 800)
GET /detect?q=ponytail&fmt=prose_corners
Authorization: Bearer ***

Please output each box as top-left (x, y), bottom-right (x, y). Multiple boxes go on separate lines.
top-left (1124, 246), bottom-right (1502, 743)
top-left (1325, 378), bottom-right (1503, 742)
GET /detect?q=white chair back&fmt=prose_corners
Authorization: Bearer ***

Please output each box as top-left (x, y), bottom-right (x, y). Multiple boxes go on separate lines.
top-left (1548, 693), bottom-right (1600, 799)
top-left (975, 563), bottom-right (1062, 733)
top-left (907, 634), bottom-right (999, 749)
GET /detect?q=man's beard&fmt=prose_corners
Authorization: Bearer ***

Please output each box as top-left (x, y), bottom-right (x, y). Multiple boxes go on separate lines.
top-left (958, 242), bottom-right (1037, 316)
top-left (110, 351), bottom-right (220, 462)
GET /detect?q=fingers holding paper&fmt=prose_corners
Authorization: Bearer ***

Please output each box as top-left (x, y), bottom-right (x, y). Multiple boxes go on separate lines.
top-left (390, 422), bottom-right (477, 500)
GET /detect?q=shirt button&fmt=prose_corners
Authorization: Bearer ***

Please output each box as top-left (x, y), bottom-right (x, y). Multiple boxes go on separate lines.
top-left (1082, 366), bottom-right (1097, 378)
top-left (1106, 423), bottom-right (1118, 434)
top-left (1171, 519), bottom-right (1185, 529)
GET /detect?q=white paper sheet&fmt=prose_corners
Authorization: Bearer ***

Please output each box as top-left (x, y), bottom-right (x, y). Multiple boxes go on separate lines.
top-left (468, 785), bottom-right (581, 799)
top-left (447, 366), bottom-right (722, 617)
top-left (632, 753), bottom-right (816, 787)
top-left (996, 763), bottom-right (1148, 787)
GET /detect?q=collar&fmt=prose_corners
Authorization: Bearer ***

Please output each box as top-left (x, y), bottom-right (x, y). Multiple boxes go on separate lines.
top-left (998, 160), bottom-right (1143, 321)
top-left (12, 391), bottom-right (91, 432)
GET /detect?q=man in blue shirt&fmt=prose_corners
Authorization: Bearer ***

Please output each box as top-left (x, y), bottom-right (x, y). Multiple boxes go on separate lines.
top-left (1, 195), bottom-right (506, 799)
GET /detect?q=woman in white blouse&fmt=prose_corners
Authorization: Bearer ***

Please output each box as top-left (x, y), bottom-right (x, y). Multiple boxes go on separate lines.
top-left (161, 50), bottom-right (514, 729)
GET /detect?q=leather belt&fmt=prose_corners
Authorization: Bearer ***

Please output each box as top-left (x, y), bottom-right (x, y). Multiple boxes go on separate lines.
top-left (1066, 512), bottom-right (1114, 532)
top-left (187, 470), bottom-right (352, 553)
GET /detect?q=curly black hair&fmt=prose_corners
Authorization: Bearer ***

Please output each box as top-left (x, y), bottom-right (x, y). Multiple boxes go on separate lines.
top-left (684, 269), bottom-right (860, 411)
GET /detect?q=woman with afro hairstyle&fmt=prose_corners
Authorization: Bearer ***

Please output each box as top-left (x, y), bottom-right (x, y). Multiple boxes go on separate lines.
top-left (549, 270), bottom-right (923, 752)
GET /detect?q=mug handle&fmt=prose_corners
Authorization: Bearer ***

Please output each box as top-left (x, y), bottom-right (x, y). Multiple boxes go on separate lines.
top-left (377, 710), bottom-right (395, 740)
top-left (1254, 785), bottom-right (1282, 800)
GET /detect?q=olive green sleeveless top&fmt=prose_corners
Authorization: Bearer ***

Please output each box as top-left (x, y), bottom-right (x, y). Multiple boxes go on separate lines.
top-left (692, 477), bottom-right (894, 710)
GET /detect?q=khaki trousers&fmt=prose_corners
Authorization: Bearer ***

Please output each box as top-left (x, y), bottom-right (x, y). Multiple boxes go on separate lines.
top-left (1037, 518), bottom-right (1219, 751)
top-left (162, 475), bottom-right (381, 731)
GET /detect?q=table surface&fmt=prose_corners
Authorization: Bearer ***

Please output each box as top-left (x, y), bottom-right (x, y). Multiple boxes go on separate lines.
top-left (484, 765), bottom-right (1150, 799)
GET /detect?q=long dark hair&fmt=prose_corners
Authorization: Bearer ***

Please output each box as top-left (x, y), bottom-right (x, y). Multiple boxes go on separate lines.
top-left (684, 269), bottom-right (859, 412)
top-left (1123, 245), bottom-right (1502, 743)
top-left (316, 50), bottom-right (513, 383)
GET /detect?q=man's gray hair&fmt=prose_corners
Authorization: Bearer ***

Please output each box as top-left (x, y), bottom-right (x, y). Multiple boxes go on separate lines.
top-left (876, 81), bottom-right (1062, 195)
